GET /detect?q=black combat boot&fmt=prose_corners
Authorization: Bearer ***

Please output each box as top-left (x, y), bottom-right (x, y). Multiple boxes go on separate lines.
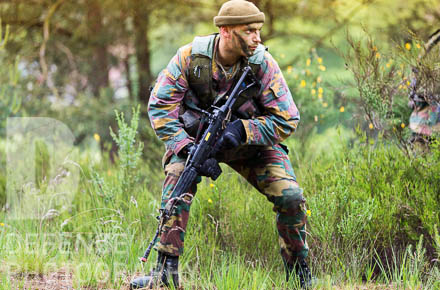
top-left (285, 259), bottom-right (313, 289)
top-left (130, 252), bottom-right (179, 289)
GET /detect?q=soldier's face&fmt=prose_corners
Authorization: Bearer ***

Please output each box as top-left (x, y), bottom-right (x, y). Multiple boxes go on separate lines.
top-left (230, 23), bottom-right (263, 57)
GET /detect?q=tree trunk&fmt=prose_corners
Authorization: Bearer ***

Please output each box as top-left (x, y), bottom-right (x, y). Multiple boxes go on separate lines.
top-left (87, 0), bottom-right (109, 98)
top-left (123, 56), bottom-right (134, 100)
top-left (133, 4), bottom-right (153, 104)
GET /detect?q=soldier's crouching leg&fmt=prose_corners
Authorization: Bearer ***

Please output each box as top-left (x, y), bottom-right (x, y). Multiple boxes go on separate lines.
top-left (273, 186), bottom-right (308, 265)
top-left (228, 144), bottom-right (309, 264)
top-left (226, 144), bottom-right (313, 287)
top-left (252, 147), bottom-right (310, 285)
top-left (155, 154), bottom-right (200, 256)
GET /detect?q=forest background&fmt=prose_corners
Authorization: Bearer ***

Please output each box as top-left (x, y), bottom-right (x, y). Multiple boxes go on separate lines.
top-left (1, 0), bottom-right (440, 289)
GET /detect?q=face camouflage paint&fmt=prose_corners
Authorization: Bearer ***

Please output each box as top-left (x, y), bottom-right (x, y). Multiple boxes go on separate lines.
top-left (233, 30), bottom-right (253, 57)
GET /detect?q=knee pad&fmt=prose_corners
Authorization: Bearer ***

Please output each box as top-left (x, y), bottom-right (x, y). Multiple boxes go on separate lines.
top-left (274, 187), bottom-right (306, 213)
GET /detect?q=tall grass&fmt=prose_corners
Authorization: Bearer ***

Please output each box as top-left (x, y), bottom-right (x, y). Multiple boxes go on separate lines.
top-left (1, 111), bottom-right (440, 288)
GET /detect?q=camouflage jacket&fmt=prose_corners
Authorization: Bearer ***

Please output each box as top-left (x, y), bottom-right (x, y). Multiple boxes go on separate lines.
top-left (148, 34), bottom-right (300, 163)
top-left (409, 103), bottom-right (440, 136)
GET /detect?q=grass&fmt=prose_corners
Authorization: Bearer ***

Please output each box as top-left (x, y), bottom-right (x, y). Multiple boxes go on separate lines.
top-left (1, 113), bottom-right (440, 289)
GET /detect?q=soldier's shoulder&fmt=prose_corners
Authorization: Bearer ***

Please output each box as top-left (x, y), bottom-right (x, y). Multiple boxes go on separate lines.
top-left (177, 43), bottom-right (193, 59)
top-left (178, 34), bottom-right (217, 58)
top-left (257, 50), bottom-right (280, 74)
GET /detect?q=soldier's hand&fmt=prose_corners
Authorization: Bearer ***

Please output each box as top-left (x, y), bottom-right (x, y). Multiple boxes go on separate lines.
top-left (214, 120), bottom-right (246, 154)
top-left (199, 158), bottom-right (222, 180)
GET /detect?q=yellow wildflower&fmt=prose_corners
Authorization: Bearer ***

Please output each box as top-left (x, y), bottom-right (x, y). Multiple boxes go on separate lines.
top-left (386, 63), bottom-right (390, 68)
top-left (375, 52), bottom-right (381, 59)
top-left (107, 169), bottom-right (112, 176)
top-left (209, 183), bottom-right (214, 188)
top-left (318, 87), bottom-right (323, 94)
top-left (317, 76), bottom-right (322, 83)
top-left (314, 115), bottom-right (318, 122)
top-left (306, 58), bottom-right (311, 66)
top-left (280, 53), bottom-right (286, 59)
top-left (318, 93), bottom-right (323, 99)
top-left (208, 198), bottom-right (213, 204)
top-left (373, 45), bottom-right (378, 51)
top-left (416, 43), bottom-right (421, 49)
top-left (317, 57), bottom-right (323, 64)
top-left (300, 80), bottom-right (306, 88)
top-left (405, 43), bottom-right (411, 50)
top-left (398, 85), bottom-right (403, 90)
top-left (323, 102), bottom-right (328, 108)
top-left (401, 123), bottom-right (405, 129)
top-left (311, 89), bottom-right (316, 95)
top-left (306, 210), bottom-right (311, 217)
top-left (94, 133), bottom-right (101, 142)
top-left (397, 70), bottom-right (402, 76)
top-left (319, 65), bottom-right (326, 71)
top-left (287, 66), bottom-right (293, 74)
top-left (339, 106), bottom-right (345, 112)
top-left (406, 81), bottom-right (411, 86)
top-left (0, 223), bottom-right (4, 227)
top-left (369, 123), bottom-right (374, 130)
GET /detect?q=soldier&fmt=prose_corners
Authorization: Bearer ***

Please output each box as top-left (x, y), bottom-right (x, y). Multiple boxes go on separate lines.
top-left (130, 0), bottom-right (312, 288)
top-left (408, 29), bottom-right (440, 149)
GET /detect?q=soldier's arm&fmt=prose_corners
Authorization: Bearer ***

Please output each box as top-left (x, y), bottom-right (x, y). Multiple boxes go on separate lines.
top-left (241, 52), bottom-right (300, 145)
top-left (148, 45), bottom-right (193, 156)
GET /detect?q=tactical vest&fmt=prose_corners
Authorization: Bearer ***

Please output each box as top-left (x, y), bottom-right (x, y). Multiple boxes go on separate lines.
top-left (186, 34), bottom-right (266, 116)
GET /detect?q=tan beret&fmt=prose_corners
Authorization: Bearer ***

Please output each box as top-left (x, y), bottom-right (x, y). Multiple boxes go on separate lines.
top-left (214, 0), bottom-right (265, 27)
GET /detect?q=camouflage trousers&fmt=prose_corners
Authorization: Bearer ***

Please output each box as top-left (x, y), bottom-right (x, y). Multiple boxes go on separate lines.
top-left (155, 144), bottom-right (309, 265)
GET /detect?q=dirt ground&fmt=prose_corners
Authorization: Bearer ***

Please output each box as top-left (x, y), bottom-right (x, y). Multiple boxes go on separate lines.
top-left (8, 270), bottom-right (402, 290)
top-left (9, 269), bottom-right (135, 290)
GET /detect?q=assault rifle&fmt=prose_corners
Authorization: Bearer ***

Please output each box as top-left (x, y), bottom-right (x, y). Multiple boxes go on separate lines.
top-left (140, 65), bottom-right (258, 263)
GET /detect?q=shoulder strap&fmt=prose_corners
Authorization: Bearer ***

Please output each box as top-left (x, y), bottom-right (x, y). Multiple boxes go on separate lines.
top-left (191, 35), bottom-right (216, 57)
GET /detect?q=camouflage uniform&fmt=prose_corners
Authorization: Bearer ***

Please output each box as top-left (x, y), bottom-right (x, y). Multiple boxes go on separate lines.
top-left (148, 34), bottom-right (308, 264)
top-left (408, 30), bottom-right (440, 144)
top-left (409, 104), bottom-right (440, 138)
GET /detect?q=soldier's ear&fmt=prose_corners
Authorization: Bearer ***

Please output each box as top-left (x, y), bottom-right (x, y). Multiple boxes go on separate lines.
top-left (220, 26), bottom-right (232, 39)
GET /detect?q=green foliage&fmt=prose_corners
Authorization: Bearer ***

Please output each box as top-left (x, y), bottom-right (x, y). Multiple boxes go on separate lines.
top-left (1, 1), bottom-right (440, 288)
top-left (91, 106), bottom-right (144, 203)
top-left (34, 139), bottom-right (51, 189)
top-left (0, 21), bottom-right (22, 134)
top-left (0, 140), bottom-right (5, 208)
top-left (1, 130), bottom-right (440, 288)
top-left (109, 105), bottom-right (144, 191)
top-left (299, 132), bottom-right (440, 285)
top-left (401, 33), bottom-right (440, 106)
top-left (285, 49), bottom-right (336, 136)
top-left (343, 31), bottom-right (412, 142)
